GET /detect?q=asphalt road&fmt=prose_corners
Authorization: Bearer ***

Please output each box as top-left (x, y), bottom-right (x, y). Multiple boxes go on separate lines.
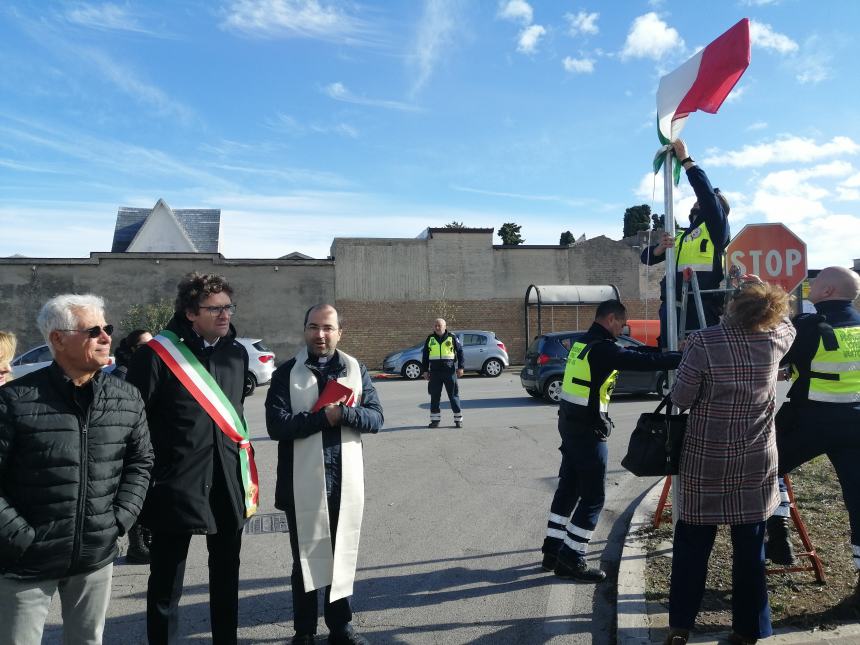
top-left (42, 371), bottom-right (665, 644)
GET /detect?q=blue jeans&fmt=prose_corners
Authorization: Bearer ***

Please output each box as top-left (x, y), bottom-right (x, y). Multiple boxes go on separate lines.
top-left (0, 563), bottom-right (113, 645)
top-left (669, 520), bottom-right (772, 639)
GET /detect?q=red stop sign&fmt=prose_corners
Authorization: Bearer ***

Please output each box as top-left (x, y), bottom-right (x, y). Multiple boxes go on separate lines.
top-left (726, 223), bottom-right (807, 293)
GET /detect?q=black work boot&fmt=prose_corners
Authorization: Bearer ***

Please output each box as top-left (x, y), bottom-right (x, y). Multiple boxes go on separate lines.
top-left (292, 635), bottom-right (316, 644)
top-left (328, 623), bottom-right (369, 644)
top-left (554, 557), bottom-right (606, 582)
top-left (428, 420), bottom-right (440, 428)
top-left (126, 523), bottom-right (151, 564)
top-left (764, 515), bottom-right (795, 566)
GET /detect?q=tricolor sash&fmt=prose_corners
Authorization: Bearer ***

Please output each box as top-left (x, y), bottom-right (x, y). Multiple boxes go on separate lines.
top-left (148, 330), bottom-right (259, 518)
top-left (290, 348), bottom-right (364, 601)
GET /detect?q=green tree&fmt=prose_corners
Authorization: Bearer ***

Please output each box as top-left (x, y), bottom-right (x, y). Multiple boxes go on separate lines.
top-left (444, 221), bottom-right (466, 229)
top-left (498, 222), bottom-right (524, 245)
top-left (121, 298), bottom-right (174, 335)
top-left (623, 204), bottom-right (652, 238)
top-left (559, 231), bottom-right (575, 245)
top-left (651, 213), bottom-right (664, 230)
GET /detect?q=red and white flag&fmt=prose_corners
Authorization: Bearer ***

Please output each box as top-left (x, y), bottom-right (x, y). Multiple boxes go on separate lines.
top-left (657, 18), bottom-right (751, 141)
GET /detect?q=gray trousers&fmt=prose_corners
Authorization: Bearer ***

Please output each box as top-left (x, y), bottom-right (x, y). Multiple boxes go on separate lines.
top-left (0, 562), bottom-right (113, 645)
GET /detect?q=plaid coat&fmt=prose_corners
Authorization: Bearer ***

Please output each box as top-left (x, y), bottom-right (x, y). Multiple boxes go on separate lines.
top-left (671, 320), bottom-right (796, 525)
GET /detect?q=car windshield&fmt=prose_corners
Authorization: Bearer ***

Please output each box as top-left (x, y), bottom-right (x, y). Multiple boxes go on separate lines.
top-left (526, 337), bottom-right (544, 356)
top-left (252, 341), bottom-right (271, 352)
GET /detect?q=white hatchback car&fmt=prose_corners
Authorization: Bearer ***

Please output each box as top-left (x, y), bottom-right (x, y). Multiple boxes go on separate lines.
top-left (237, 338), bottom-right (276, 397)
top-left (11, 344), bottom-right (115, 378)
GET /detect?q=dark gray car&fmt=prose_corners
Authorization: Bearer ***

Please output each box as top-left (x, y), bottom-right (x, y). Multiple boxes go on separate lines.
top-left (382, 330), bottom-right (510, 379)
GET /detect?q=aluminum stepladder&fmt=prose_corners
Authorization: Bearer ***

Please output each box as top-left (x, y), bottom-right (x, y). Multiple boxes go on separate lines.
top-left (651, 268), bottom-right (827, 583)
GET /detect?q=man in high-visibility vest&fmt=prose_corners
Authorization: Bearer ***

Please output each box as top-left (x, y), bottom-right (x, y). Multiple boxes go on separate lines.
top-left (641, 138), bottom-right (731, 346)
top-left (542, 300), bottom-right (682, 581)
top-left (421, 318), bottom-right (465, 428)
top-left (766, 266), bottom-right (860, 595)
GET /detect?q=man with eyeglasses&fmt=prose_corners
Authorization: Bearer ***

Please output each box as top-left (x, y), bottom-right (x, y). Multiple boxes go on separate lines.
top-left (127, 272), bottom-right (254, 645)
top-left (266, 304), bottom-right (383, 645)
top-left (0, 294), bottom-right (153, 644)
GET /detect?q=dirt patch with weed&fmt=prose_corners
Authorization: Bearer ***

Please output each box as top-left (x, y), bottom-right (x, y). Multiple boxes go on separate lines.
top-left (643, 456), bottom-right (859, 632)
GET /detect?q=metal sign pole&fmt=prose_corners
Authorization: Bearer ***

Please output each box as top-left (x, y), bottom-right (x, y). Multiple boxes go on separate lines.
top-left (662, 147), bottom-right (680, 526)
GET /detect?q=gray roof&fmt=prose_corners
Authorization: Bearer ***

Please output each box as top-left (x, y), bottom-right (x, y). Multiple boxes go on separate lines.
top-left (111, 206), bottom-right (221, 253)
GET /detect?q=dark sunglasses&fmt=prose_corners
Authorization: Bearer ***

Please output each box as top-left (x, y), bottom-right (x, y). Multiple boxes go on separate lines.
top-left (58, 324), bottom-right (114, 338)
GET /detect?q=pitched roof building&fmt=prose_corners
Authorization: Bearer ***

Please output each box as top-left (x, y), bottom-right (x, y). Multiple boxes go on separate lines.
top-left (111, 199), bottom-right (221, 253)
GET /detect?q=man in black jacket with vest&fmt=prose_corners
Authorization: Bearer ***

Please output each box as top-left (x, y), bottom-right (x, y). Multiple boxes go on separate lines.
top-left (128, 273), bottom-right (250, 645)
top-left (0, 294), bottom-right (153, 644)
top-left (421, 318), bottom-right (465, 428)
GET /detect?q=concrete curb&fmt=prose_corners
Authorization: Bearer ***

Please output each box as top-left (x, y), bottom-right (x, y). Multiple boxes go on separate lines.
top-left (616, 480), bottom-right (860, 645)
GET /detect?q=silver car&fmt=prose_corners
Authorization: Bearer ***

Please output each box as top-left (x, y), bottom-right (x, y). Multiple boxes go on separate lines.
top-left (382, 330), bottom-right (509, 380)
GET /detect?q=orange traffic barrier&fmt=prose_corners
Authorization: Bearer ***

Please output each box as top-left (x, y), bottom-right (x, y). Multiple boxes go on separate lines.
top-left (626, 319), bottom-right (660, 347)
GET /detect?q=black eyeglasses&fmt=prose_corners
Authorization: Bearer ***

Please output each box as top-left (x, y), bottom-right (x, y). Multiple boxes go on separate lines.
top-left (200, 305), bottom-right (237, 316)
top-left (58, 324), bottom-right (114, 338)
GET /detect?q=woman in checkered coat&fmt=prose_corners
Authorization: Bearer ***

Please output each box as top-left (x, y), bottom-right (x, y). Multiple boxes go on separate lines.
top-left (664, 280), bottom-right (796, 645)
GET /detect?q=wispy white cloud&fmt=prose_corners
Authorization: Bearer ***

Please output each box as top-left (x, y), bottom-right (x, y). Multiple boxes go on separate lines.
top-left (265, 112), bottom-right (359, 138)
top-left (409, 0), bottom-right (460, 96)
top-left (64, 2), bottom-right (160, 36)
top-left (749, 20), bottom-right (798, 54)
top-left (322, 82), bottom-right (420, 112)
top-left (565, 11), bottom-right (598, 37)
top-left (795, 35), bottom-right (833, 84)
top-left (724, 85), bottom-right (747, 104)
top-left (221, 0), bottom-right (375, 44)
top-left (562, 56), bottom-right (595, 74)
top-left (746, 121), bottom-right (768, 132)
top-left (620, 13), bottom-right (683, 61)
top-left (497, 0), bottom-right (533, 25)
top-left (703, 136), bottom-right (860, 168)
top-left (517, 24), bottom-right (545, 54)
top-left (451, 184), bottom-right (610, 209)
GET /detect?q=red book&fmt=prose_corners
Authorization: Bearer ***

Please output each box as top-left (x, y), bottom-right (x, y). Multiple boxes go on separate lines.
top-left (310, 380), bottom-right (355, 413)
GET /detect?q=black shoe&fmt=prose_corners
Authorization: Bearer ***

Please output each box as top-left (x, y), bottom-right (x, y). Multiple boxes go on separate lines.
top-left (764, 516), bottom-right (795, 566)
top-left (454, 421), bottom-right (462, 428)
top-left (541, 552), bottom-right (558, 572)
top-left (428, 420), bottom-right (440, 428)
top-left (291, 635), bottom-right (315, 644)
top-left (663, 628), bottom-right (689, 645)
top-left (554, 558), bottom-right (606, 582)
top-left (328, 624), bottom-right (369, 645)
top-left (727, 632), bottom-right (757, 644)
top-left (126, 524), bottom-right (151, 564)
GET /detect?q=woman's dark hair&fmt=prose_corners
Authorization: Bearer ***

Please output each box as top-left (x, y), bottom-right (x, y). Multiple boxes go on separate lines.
top-left (115, 329), bottom-right (152, 367)
top-left (175, 272), bottom-right (234, 316)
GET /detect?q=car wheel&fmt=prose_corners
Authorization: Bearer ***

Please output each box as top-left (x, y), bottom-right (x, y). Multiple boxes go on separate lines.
top-left (544, 377), bottom-right (563, 403)
top-left (482, 358), bottom-right (504, 377)
top-left (656, 373), bottom-right (670, 398)
top-left (402, 361), bottom-right (422, 380)
top-left (244, 372), bottom-right (257, 397)
top-left (525, 388), bottom-right (542, 399)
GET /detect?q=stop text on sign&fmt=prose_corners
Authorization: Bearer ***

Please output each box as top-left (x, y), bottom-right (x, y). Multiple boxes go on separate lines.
top-left (728, 248), bottom-right (804, 279)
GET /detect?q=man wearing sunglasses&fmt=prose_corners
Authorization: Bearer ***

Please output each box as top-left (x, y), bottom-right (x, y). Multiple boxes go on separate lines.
top-left (127, 272), bottom-right (251, 645)
top-left (0, 294), bottom-right (153, 644)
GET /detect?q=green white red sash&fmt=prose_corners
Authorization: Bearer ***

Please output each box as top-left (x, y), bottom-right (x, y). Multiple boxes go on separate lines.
top-left (149, 330), bottom-right (259, 518)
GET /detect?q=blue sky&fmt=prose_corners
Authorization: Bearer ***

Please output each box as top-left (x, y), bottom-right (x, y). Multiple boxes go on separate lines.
top-left (2, 0), bottom-right (859, 269)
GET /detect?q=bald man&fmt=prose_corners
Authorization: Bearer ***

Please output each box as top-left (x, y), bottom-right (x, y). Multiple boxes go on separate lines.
top-left (765, 266), bottom-right (860, 597)
top-left (421, 318), bottom-right (465, 428)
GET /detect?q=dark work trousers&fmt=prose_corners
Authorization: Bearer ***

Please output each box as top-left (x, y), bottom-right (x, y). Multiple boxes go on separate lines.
top-left (543, 421), bottom-right (607, 564)
top-left (776, 403), bottom-right (860, 569)
top-left (669, 520), bottom-right (772, 640)
top-left (147, 470), bottom-right (243, 645)
top-left (285, 486), bottom-right (351, 636)
top-left (428, 370), bottom-right (462, 421)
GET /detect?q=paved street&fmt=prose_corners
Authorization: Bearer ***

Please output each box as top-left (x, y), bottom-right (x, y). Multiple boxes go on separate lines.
top-left (43, 371), bottom-right (664, 644)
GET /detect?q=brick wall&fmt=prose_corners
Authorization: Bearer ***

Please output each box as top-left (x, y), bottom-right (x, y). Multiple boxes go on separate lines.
top-left (337, 297), bottom-right (656, 369)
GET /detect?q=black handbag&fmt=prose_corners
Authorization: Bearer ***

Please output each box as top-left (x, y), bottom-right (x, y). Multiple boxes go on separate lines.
top-left (621, 394), bottom-right (688, 477)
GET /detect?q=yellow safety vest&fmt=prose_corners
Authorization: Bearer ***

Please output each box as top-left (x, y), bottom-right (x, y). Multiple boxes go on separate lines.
top-left (807, 324), bottom-right (860, 403)
top-left (427, 335), bottom-right (455, 361)
top-left (559, 341), bottom-right (618, 413)
top-left (676, 222), bottom-right (715, 273)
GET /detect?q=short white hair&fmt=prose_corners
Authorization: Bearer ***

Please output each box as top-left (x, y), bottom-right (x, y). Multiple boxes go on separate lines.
top-left (37, 294), bottom-right (106, 356)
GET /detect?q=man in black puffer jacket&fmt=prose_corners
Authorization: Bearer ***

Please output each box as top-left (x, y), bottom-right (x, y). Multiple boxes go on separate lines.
top-left (128, 272), bottom-right (250, 645)
top-left (0, 294), bottom-right (153, 644)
